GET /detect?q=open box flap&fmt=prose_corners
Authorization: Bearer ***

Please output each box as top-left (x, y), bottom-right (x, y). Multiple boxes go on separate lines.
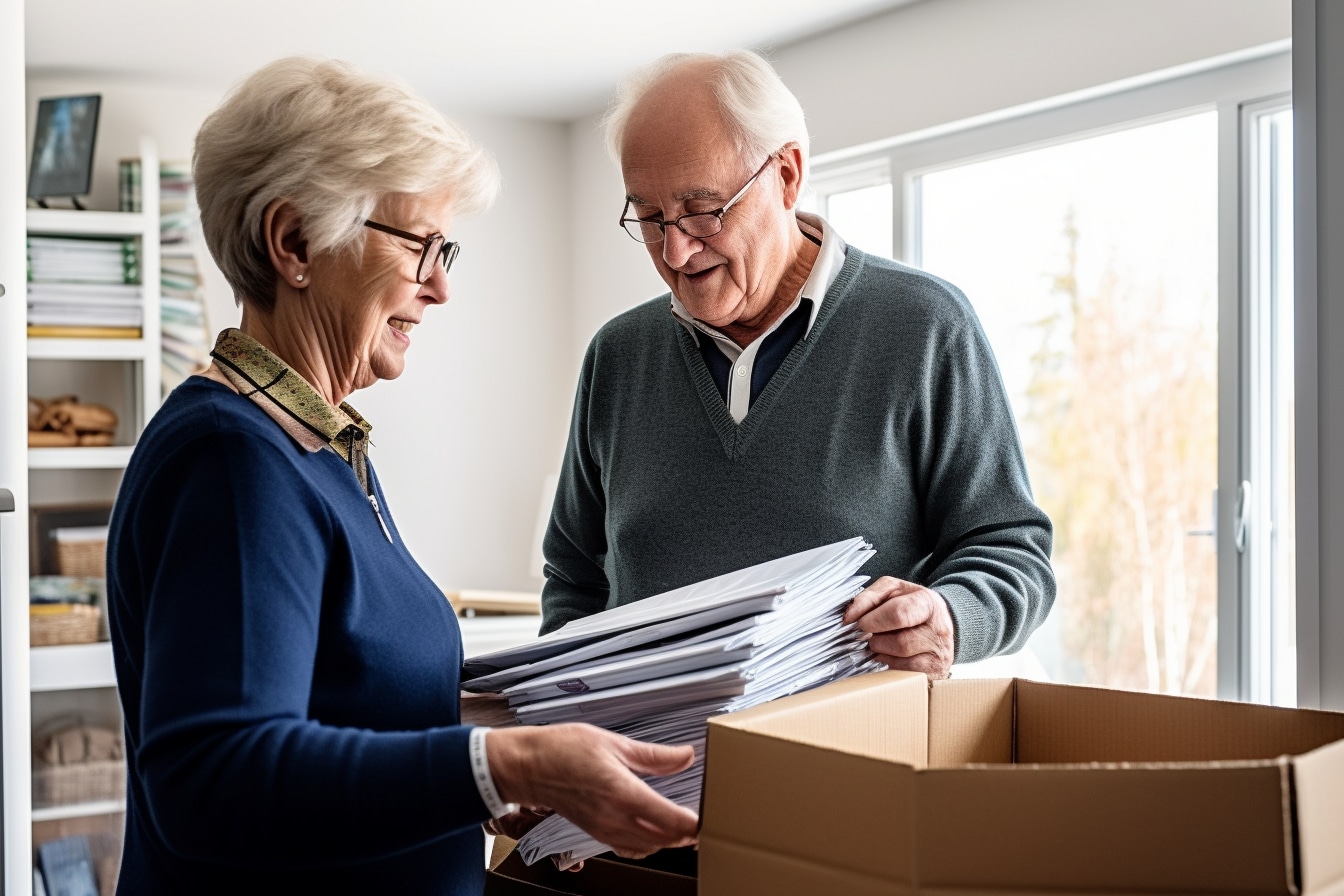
top-left (1294, 736), bottom-right (1344, 895)
top-left (699, 835), bottom-right (913, 896)
top-left (702, 725), bottom-right (916, 883)
top-left (916, 762), bottom-right (1293, 893)
top-left (1014, 680), bottom-right (1344, 764)
top-left (709, 669), bottom-right (928, 765)
top-left (929, 677), bottom-right (1015, 766)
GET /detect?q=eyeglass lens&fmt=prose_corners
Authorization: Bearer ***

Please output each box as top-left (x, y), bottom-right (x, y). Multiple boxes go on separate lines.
top-left (625, 212), bottom-right (722, 244)
top-left (417, 236), bottom-right (458, 283)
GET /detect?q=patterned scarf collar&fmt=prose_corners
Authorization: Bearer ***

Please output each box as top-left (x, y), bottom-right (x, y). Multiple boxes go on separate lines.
top-left (208, 328), bottom-right (372, 463)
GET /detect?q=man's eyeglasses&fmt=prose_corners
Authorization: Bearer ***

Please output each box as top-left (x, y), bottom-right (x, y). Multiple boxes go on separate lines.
top-left (618, 156), bottom-right (775, 244)
top-left (363, 220), bottom-right (460, 283)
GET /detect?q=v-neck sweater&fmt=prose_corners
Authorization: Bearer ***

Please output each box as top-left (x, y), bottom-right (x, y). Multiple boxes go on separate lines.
top-left (540, 248), bottom-right (1056, 663)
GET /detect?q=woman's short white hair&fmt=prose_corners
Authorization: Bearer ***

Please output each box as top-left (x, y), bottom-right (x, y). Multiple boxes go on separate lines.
top-left (602, 50), bottom-right (809, 183)
top-left (194, 56), bottom-right (500, 310)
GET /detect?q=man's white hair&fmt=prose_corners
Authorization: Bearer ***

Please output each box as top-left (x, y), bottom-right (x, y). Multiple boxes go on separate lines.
top-left (194, 55), bottom-right (500, 310)
top-left (602, 50), bottom-right (810, 185)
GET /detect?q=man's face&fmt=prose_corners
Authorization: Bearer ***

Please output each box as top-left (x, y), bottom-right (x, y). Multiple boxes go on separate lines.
top-left (619, 76), bottom-right (799, 331)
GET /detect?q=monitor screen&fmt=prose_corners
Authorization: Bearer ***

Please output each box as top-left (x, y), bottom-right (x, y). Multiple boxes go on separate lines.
top-left (28, 95), bottom-right (102, 199)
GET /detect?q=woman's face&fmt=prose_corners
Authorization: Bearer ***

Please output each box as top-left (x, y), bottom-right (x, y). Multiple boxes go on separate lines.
top-left (306, 189), bottom-right (455, 392)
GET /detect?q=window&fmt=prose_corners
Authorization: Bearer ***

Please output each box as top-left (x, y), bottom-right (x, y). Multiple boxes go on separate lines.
top-left (809, 52), bottom-right (1292, 701)
top-left (918, 114), bottom-right (1219, 696)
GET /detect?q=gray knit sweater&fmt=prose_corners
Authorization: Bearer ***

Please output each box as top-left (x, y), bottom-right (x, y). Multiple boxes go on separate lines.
top-left (540, 248), bottom-right (1055, 663)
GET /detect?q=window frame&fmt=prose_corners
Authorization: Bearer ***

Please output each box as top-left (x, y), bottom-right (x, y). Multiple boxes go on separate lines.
top-left (1241, 95), bottom-right (1296, 706)
top-left (809, 50), bottom-right (1292, 702)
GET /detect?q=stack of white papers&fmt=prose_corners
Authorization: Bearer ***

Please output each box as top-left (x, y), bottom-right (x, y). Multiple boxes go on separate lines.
top-left (461, 536), bottom-right (884, 866)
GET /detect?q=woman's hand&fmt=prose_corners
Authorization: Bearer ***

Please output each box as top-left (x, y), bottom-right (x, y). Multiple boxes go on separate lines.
top-left (484, 806), bottom-right (553, 841)
top-left (485, 724), bottom-right (699, 859)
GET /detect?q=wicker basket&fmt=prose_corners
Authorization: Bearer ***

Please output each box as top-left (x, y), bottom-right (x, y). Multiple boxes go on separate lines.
top-left (30, 604), bottom-right (102, 647)
top-left (53, 529), bottom-right (107, 579)
top-left (32, 759), bottom-right (126, 809)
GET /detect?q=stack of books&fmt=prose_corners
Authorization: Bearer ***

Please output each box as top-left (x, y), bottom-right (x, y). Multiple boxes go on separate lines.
top-left (462, 536), bottom-right (883, 867)
top-left (26, 236), bottom-right (142, 338)
top-left (121, 158), bottom-right (212, 394)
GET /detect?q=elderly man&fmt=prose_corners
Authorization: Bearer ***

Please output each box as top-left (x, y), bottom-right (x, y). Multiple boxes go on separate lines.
top-left (540, 50), bottom-right (1055, 678)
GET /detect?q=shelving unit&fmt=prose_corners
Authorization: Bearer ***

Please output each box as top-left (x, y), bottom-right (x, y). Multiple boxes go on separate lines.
top-left (27, 447), bottom-right (137, 471)
top-left (30, 643), bottom-right (117, 693)
top-left (21, 137), bottom-right (161, 896)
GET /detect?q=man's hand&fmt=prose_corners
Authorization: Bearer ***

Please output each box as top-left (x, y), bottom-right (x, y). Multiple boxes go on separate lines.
top-left (844, 577), bottom-right (955, 679)
top-left (485, 724), bottom-right (699, 860)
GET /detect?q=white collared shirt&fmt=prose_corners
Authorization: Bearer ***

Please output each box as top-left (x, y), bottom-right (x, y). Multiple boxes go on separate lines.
top-left (670, 212), bottom-right (846, 423)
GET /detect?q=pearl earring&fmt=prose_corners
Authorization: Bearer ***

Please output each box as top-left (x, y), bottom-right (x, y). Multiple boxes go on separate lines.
top-left (296, 274), bottom-right (304, 282)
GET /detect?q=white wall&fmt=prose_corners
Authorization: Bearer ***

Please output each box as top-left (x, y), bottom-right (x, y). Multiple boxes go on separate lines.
top-left (772, 0), bottom-right (1291, 157)
top-left (357, 113), bottom-right (573, 593)
top-left (566, 115), bottom-right (667, 379)
top-left (22, 76), bottom-right (574, 593)
top-left (564, 0), bottom-right (1292, 364)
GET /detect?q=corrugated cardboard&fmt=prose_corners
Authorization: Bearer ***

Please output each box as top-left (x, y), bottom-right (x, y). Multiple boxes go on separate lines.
top-left (701, 671), bottom-right (1344, 896)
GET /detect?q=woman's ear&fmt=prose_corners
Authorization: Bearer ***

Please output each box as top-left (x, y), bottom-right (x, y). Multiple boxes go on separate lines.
top-left (262, 198), bottom-right (310, 289)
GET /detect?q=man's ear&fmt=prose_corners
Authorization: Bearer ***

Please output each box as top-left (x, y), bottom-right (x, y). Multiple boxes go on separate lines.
top-left (776, 143), bottom-right (807, 211)
top-left (262, 197), bottom-right (310, 289)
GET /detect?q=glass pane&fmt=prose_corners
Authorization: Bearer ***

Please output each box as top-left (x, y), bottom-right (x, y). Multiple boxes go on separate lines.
top-left (825, 183), bottom-right (893, 258)
top-left (1249, 106), bottom-right (1295, 706)
top-left (918, 113), bottom-right (1219, 695)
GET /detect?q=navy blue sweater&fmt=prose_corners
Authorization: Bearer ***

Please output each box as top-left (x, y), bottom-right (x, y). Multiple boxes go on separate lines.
top-left (107, 378), bottom-right (488, 894)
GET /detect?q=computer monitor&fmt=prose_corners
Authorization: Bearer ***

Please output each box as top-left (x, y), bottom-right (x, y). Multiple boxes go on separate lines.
top-left (28, 94), bottom-right (102, 205)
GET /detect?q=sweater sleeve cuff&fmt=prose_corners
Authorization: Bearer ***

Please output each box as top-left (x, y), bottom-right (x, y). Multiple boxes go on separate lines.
top-left (469, 728), bottom-right (520, 819)
top-left (937, 583), bottom-right (994, 665)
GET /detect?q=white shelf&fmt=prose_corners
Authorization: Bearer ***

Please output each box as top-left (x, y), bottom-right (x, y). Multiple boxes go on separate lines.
top-left (30, 642), bottom-right (117, 692)
top-left (26, 208), bottom-right (148, 237)
top-left (28, 445), bottom-right (135, 469)
top-left (28, 338), bottom-right (150, 361)
top-left (31, 799), bottom-right (126, 823)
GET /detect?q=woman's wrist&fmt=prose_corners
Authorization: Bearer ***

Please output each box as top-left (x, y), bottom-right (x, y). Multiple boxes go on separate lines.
top-left (469, 728), bottom-right (519, 818)
top-left (481, 726), bottom-right (537, 807)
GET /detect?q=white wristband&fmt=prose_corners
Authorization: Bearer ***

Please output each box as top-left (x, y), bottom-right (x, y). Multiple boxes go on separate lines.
top-left (468, 728), bottom-right (519, 819)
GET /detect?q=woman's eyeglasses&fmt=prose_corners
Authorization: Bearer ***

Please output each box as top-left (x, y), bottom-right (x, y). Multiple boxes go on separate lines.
top-left (363, 220), bottom-right (460, 283)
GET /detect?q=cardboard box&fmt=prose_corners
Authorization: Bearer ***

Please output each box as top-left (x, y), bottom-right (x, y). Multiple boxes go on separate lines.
top-left (700, 672), bottom-right (1344, 896)
top-left (486, 838), bottom-right (695, 896)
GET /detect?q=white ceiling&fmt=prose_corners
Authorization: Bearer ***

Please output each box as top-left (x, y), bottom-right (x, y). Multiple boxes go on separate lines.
top-left (25, 0), bottom-right (921, 121)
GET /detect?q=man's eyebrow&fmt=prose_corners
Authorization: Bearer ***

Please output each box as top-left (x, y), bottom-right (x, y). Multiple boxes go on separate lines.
top-left (626, 187), bottom-right (724, 206)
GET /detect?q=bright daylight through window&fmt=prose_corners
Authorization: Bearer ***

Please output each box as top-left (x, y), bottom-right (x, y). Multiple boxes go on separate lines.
top-left (915, 114), bottom-right (1220, 696)
top-left (808, 54), bottom-right (1293, 703)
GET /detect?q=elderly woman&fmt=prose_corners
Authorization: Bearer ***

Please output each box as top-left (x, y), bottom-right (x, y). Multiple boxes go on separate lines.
top-left (105, 57), bottom-right (697, 895)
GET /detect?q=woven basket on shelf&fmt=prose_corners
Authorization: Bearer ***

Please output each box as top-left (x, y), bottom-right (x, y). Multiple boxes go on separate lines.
top-left (30, 604), bottom-right (102, 647)
top-left (32, 722), bottom-right (126, 809)
top-left (55, 536), bottom-right (106, 579)
top-left (32, 759), bottom-right (126, 808)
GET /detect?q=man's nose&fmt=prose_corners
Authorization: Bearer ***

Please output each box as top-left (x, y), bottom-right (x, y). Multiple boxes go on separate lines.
top-left (661, 224), bottom-right (702, 269)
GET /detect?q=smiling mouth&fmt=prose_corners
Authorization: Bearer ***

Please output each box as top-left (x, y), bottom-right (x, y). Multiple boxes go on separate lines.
top-left (389, 319), bottom-right (415, 333)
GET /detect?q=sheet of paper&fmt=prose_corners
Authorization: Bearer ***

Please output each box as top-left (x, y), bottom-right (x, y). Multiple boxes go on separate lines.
top-left (465, 535), bottom-right (884, 866)
top-left (463, 536), bottom-right (873, 679)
